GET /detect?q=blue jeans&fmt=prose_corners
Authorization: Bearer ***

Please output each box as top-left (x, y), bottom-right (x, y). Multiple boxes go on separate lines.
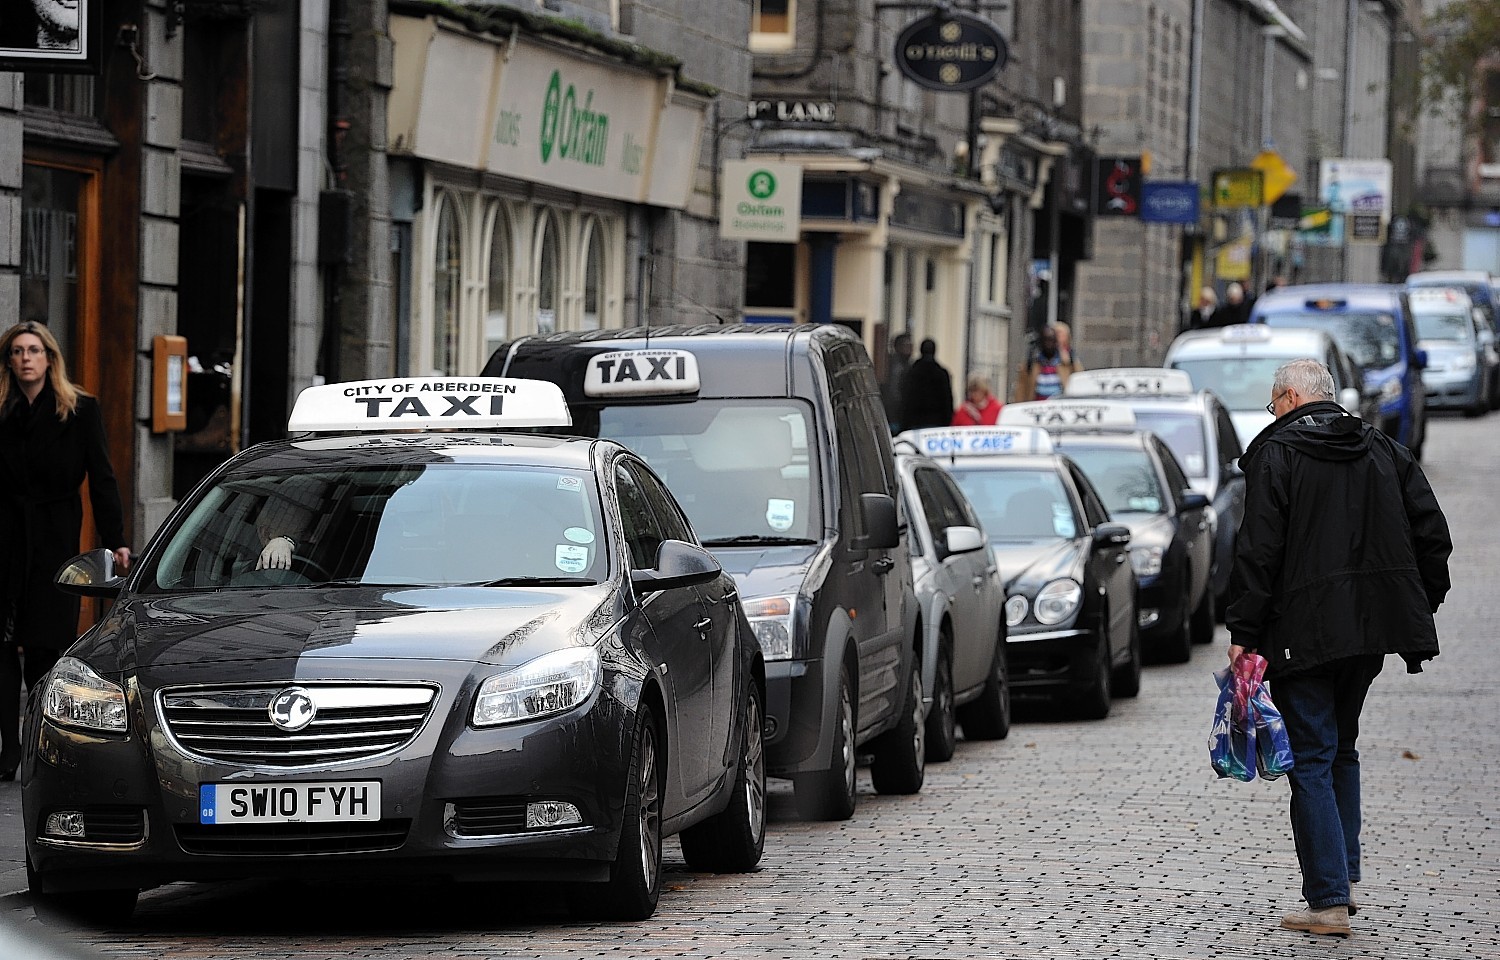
top-left (1272, 655), bottom-right (1385, 909)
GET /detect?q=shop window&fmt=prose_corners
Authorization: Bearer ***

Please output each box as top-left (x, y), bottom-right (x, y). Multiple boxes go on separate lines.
top-left (581, 217), bottom-right (604, 331)
top-left (751, 0), bottom-right (794, 52)
top-left (484, 204), bottom-right (512, 359)
top-left (745, 242), bottom-right (796, 310)
top-left (983, 216), bottom-right (1010, 308)
top-left (535, 213), bottom-right (561, 335)
top-left (19, 164), bottom-right (88, 369)
top-left (22, 76), bottom-right (94, 115)
top-left (431, 196), bottom-right (461, 375)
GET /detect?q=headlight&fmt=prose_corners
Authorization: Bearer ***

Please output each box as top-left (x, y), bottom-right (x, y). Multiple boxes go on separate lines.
top-left (1130, 545), bottom-right (1164, 579)
top-left (43, 657), bottom-right (128, 733)
top-left (473, 646), bottom-right (601, 727)
top-left (1451, 353), bottom-right (1476, 372)
top-left (1034, 579), bottom-right (1083, 626)
top-left (743, 594), bottom-right (796, 661)
top-left (1004, 594), bottom-right (1029, 627)
top-left (1379, 378), bottom-right (1402, 403)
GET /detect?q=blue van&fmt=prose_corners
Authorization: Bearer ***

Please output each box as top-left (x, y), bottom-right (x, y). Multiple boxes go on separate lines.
top-left (1249, 284), bottom-right (1428, 459)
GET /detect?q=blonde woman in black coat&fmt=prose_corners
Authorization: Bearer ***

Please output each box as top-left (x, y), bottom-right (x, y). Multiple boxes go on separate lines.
top-left (0, 321), bottom-right (130, 779)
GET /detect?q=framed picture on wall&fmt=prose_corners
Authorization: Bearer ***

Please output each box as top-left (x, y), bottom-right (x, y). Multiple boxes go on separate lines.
top-left (0, 0), bottom-right (104, 74)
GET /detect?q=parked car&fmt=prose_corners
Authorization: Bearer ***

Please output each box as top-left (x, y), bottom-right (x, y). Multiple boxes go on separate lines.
top-left (1249, 284), bottom-right (1428, 458)
top-left (24, 377), bottom-right (767, 924)
top-left (1407, 269), bottom-right (1498, 336)
top-left (1001, 401), bottom-right (1214, 664)
top-left (1162, 324), bottom-right (1372, 448)
top-left (908, 425), bottom-right (1139, 719)
top-left (1408, 287), bottom-right (1494, 416)
top-left (891, 441), bottom-right (1010, 759)
top-left (487, 324), bottom-right (924, 821)
top-left (1063, 368), bottom-right (1244, 621)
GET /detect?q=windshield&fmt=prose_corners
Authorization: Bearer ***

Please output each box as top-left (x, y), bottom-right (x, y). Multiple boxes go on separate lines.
top-left (1132, 410), bottom-right (1209, 477)
top-left (1057, 445), bottom-right (1165, 515)
top-left (1258, 310), bottom-right (1400, 367)
top-left (1412, 310), bottom-right (1473, 343)
top-left (948, 467), bottom-right (1077, 541)
top-left (583, 400), bottom-right (820, 542)
top-left (146, 464), bottom-right (605, 591)
top-left (1171, 357), bottom-right (1293, 412)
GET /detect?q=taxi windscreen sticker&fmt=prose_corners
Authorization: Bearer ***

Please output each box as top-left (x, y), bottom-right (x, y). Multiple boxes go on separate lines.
top-left (766, 498), bottom-right (795, 532)
top-left (557, 476), bottom-right (582, 492)
top-left (583, 349), bottom-right (700, 398)
top-left (564, 526), bottom-right (595, 544)
top-left (556, 545), bottom-right (589, 574)
top-left (1052, 504), bottom-right (1076, 538)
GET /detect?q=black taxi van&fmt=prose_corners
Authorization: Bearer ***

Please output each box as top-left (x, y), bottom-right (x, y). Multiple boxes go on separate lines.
top-left (485, 324), bottom-right (925, 820)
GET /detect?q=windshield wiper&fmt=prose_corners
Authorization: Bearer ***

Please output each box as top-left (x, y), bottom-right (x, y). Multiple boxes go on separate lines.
top-left (701, 535), bottom-right (818, 546)
top-left (464, 576), bottom-right (599, 587)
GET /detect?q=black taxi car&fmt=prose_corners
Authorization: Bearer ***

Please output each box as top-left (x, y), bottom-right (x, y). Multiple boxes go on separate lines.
top-left (903, 426), bottom-right (1138, 720)
top-left (24, 378), bottom-right (766, 923)
top-left (1000, 400), bottom-right (1214, 664)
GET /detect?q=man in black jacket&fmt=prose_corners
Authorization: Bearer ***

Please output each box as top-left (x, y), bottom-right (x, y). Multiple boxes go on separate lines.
top-left (1226, 359), bottom-right (1452, 938)
top-left (900, 338), bottom-right (954, 431)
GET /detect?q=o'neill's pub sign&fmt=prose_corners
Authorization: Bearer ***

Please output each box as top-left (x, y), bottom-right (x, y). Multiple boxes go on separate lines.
top-left (894, 10), bottom-right (1009, 93)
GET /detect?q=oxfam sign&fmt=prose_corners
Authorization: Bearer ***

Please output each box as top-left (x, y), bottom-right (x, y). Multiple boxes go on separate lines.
top-left (720, 160), bottom-right (802, 242)
top-left (539, 70), bottom-right (609, 167)
top-left (894, 12), bottom-right (1008, 93)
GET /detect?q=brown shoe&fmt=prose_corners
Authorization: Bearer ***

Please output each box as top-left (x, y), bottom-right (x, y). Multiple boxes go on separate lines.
top-left (1281, 905), bottom-right (1352, 936)
top-left (1348, 883), bottom-right (1358, 916)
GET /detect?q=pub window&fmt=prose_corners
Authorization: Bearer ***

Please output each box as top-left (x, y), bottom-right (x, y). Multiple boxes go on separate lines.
top-left (535, 213), bottom-right (561, 335)
top-left (431, 195), bottom-right (462, 375)
top-left (483, 203), bottom-right (512, 361)
top-left (751, 0), bottom-right (794, 52)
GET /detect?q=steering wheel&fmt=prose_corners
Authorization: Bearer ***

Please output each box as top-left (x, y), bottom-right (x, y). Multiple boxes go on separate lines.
top-left (290, 553), bottom-right (334, 581)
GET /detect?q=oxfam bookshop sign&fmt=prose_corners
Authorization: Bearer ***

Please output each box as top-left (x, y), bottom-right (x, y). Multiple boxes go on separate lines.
top-left (719, 161), bottom-right (803, 242)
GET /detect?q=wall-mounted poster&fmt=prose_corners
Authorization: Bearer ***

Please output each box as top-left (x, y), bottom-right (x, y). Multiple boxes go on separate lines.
top-left (0, 0), bottom-right (104, 74)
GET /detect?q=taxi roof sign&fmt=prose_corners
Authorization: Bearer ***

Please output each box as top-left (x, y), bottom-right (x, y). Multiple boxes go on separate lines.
top-left (1221, 324), bottom-right (1273, 342)
top-left (288, 378), bottom-right (572, 432)
top-left (999, 399), bottom-right (1138, 431)
top-left (584, 349), bottom-right (700, 398)
top-left (899, 426), bottom-right (1054, 458)
top-left (1065, 368), bottom-right (1194, 398)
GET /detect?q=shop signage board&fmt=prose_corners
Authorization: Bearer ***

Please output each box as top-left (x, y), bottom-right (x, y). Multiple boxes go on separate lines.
top-left (1320, 158), bottom-right (1391, 244)
top-left (1212, 168), bottom-right (1264, 208)
top-left (1139, 182), bottom-right (1200, 224)
top-left (719, 161), bottom-right (803, 242)
top-left (894, 12), bottom-right (1009, 93)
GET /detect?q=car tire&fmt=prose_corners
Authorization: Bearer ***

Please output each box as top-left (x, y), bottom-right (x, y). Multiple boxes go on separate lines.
top-left (1489, 372), bottom-right (1500, 410)
top-left (1155, 583), bottom-right (1193, 664)
top-left (1075, 632), bottom-right (1112, 720)
top-left (1112, 618), bottom-right (1142, 699)
top-left (587, 707), bottom-right (663, 921)
top-left (957, 633), bottom-right (1011, 741)
top-left (792, 663), bottom-right (857, 821)
top-left (27, 856), bottom-right (138, 927)
top-left (1465, 392), bottom-right (1488, 418)
top-left (924, 637), bottom-right (958, 762)
top-left (679, 682), bottom-right (767, 873)
top-left (1190, 584), bottom-right (1216, 645)
top-left (870, 660), bottom-right (925, 795)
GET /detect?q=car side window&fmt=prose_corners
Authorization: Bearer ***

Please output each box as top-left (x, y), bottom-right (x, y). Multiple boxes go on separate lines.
top-left (936, 470), bottom-right (982, 531)
top-left (1155, 440), bottom-right (1191, 510)
top-left (1068, 464), bottom-right (1111, 528)
top-left (626, 460), bottom-right (696, 545)
top-left (616, 465), bottom-right (665, 570)
top-left (1213, 403), bottom-right (1243, 464)
top-left (912, 469), bottom-right (952, 541)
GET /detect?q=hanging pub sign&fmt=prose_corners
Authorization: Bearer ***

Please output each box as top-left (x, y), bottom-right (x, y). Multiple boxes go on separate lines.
top-left (894, 11), bottom-right (1009, 93)
top-left (1095, 156), bottom-right (1143, 216)
top-left (0, 0), bottom-right (104, 74)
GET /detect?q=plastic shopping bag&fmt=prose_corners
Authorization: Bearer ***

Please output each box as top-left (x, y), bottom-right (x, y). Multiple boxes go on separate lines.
top-left (1252, 681), bottom-right (1295, 780)
top-left (1209, 652), bottom-right (1266, 781)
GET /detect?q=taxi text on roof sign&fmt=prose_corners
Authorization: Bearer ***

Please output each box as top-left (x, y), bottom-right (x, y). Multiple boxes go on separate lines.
top-left (998, 399), bottom-right (1138, 431)
top-left (1065, 368), bottom-right (1194, 398)
top-left (287, 378), bottom-right (572, 432)
top-left (583, 349), bottom-right (700, 398)
top-left (899, 426), bottom-right (1053, 457)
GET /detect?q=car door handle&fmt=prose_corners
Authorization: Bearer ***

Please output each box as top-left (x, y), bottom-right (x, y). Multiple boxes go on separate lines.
top-left (872, 556), bottom-right (895, 575)
top-left (694, 618), bottom-right (712, 637)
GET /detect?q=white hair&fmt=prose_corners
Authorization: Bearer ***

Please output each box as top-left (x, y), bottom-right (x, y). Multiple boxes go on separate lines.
top-left (1273, 359), bottom-right (1335, 401)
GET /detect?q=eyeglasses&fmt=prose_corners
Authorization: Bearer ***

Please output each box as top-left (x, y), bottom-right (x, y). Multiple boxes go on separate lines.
top-left (8, 345), bottom-right (46, 358)
top-left (1265, 390), bottom-right (1290, 415)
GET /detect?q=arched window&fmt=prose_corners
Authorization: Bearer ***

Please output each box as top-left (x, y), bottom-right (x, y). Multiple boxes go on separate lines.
top-left (432, 196), bottom-right (461, 375)
top-left (484, 204), bottom-right (512, 360)
top-left (535, 213), bottom-right (561, 335)
top-left (581, 217), bottom-right (604, 331)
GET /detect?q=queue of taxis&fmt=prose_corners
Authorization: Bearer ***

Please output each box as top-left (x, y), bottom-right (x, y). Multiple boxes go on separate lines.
top-left (23, 378), bottom-right (767, 923)
top-left (900, 426), bottom-right (1138, 720)
top-left (1000, 401), bottom-right (1214, 664)
top-left (1062, 369), bottom-right (1244, 619)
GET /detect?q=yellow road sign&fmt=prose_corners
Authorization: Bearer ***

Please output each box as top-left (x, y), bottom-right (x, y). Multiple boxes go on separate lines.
top-left (1212, 168), bottom-right (1263, 208)
top-left (1251, 149), bottom-right (1297, 204)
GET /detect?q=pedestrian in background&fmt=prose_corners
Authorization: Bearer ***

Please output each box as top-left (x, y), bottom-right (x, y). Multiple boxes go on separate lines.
top-left (952, 374), bottom-right (1002, 426)
top-left (1185, 285), bottom-right (1218, 332)
top-left (881, 331), bottom-right (913, 432)
top-left (1013, 324), bottom-right (1083, 401)
top-left (1210, 281), bottom-right (1252, 327)
top-left (1226, 358), bottom-right (1452, 938)
top-left (900, 338), bottom-right (954, 431)
top-left (0, 322), bottom-right (130, 781)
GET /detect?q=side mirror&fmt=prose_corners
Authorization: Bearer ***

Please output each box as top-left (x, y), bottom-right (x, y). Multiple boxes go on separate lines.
top-left (856, 493), bottom-right (899, 551)
top-left (943, 525), bottom-right (985, 555)
top-left (1182, 492), bottom-right (1211, 511)
top-left (631, 539), bottom-right (723, 593)
top-left (1415, 349), bottom-right (1429, 371)
top-left (1338, 386), bottom-right (1361, 414)
top-left (55, 548), bottom-right (125, 599)
top-left (1224, 459), bottom-right (1245, 479)
top-left (1092, 522), bottom-right (1132, 547)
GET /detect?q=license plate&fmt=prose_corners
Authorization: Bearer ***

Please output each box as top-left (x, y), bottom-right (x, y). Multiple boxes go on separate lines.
top-left (199, 781), bottom-right (381, 824)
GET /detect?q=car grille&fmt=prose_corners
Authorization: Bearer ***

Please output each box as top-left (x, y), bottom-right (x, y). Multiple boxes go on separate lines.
top-left (447, 798), bottom-right (529, 837)
top-left (174, 819), bottom-right (411, 855)
top-left (159, 684), bottom-right (438, 767)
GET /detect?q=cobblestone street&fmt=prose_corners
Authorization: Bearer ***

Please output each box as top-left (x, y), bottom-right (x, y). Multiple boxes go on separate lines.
top-left (2, 413), bottom-right (1496, 959)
